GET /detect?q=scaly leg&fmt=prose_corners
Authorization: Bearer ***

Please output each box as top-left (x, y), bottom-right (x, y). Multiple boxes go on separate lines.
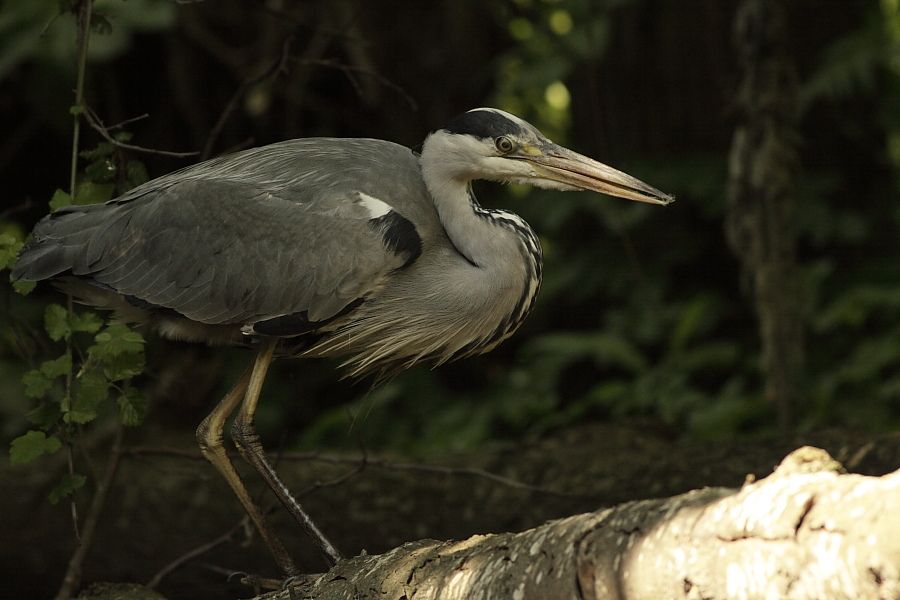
top-left (232, 337), bottom-right (343, 566)
top-left (196, 366), bottom-right (297, 576)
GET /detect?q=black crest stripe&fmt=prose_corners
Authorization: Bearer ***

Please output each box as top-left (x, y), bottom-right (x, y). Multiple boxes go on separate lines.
top-left (442, 110), bottom-right (525, 140)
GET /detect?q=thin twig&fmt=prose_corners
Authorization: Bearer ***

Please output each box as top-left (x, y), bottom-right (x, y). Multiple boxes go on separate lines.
top-left (846, 441), bottom-right (876, 471)
top-left (366, 460), bottom-right (557, 495)
top-left (146, 516), bottom-right (250, 589)
top-left (54, 426), bottom-right (125, 600)
top-left (75, 434), bottom-right (100, 483)
top-left (253, 0), bottom-right (365, 43)
top-left (62, 0), bottom-right (91, 557)
top-left (66, 445), bottom-right (81, 542)
top-left (64, 294), bottom-right (74, 414)
top-left (83, 107), bottom-right (198, 158)
top-left (294, 462), bottom-right (367, 498)
top-left (294, 57), bottom-right (418, 110)
top-left (68, 0), bottom-right (92, 196)
top-left (202, 36), bottom-right (295, 160)
top-left (123, 446), bottom-right (569, 496)
top-left (104, 112), bottom-right (150, 131)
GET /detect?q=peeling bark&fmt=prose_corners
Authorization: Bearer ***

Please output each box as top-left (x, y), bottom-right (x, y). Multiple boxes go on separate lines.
top-left (255, 448), bottom-right (900, 600)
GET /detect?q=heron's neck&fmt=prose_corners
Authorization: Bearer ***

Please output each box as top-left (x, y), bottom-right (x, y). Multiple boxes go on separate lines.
top-left (418, 141), bottom-right (543, 356)
top-left (426, 179), bottom-right (493, 265)
top-left (420, 167), bottom-right (525, 271)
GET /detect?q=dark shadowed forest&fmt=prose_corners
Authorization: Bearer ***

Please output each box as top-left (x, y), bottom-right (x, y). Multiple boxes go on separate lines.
top-left (2, 1), bottom-right (899, 599)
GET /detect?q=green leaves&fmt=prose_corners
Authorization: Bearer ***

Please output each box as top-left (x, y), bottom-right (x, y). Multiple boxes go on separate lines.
top-left (12, 279), bottom-right (36, 295)
top-left (10, 312), bottom-right (149, 514)
top-left (71, 311), bottom-right (103, 334)
top-left (10, 308), bottom-right (148, 509)
top-left (68, 370), bottom-right (108, 424)
top-left (49, 473), bottom-right (86, 505)
top-left (71, 140), bottom-right (150, 200)
top-left (45, 304), bottom-right (70, 341)
top-left (23, 369), bottom-right (54, 398)
top-left (99, 351), bottom-right (145, 382)
top-left (50, 179), bottom-right (121, 212)
top-left (49, 189), bottom-right (72, 211)
top-left (43, 304), bottom-right (103, 342)
top-left (23, 353), bottom-right (71, 398)
top-left (15, 311), bottom-right (148, 449)
top-left (10, 431), bottom-right (62, 465)
top-left (74, 181), bottom-right (115, 205)
top-left (26, 402), bottom-right (62, 430)
top-left (41, 352), bottom-right (73, 379)
top-left (9, 312), bottom-right (149, 512)
top-left (6, 62), bottom-right (158, 513)
top-left (0, 233), bottom-right (23, 270)
top-left (0, 233), bottom-right (32, 292)
top-left (90, 13), bottom-right (113, 36)
top-left (124, 160), bottom-right (149, 189)
top-left (90, 323), bottom-right (145, 358)
top-left (117, 388), bottom-right (148, 426)
top-left (60, 323), bottom-right (146, 425)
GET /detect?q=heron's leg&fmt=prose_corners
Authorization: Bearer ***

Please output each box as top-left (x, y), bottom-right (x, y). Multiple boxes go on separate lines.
top-left (196, 367), bottom-right (297, 576)
top-left (232, 338), bottom-right (343, 566)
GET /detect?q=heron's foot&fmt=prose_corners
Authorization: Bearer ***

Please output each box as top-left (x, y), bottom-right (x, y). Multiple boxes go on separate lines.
top-left (231, 571), bottom-right (283, 592)
top-left (280, 573), bottom-right (321, 592)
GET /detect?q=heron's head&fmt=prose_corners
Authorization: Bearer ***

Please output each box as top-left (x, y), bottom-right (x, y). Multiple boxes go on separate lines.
top-left (421, 107), bottom-right (673, 206)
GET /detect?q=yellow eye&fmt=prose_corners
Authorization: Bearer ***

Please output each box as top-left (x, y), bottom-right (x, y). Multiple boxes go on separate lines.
top-left (495, 136), bottom-right (515, 153)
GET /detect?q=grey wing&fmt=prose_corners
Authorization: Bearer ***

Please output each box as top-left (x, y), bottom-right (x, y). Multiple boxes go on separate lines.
top-left (14, 178), bottom-right (422, 332)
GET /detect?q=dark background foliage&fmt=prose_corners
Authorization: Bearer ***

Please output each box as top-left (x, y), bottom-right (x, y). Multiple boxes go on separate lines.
top-left (3, 0), bottom-right (899, 452)
top-left (1, 1), bottom-right (899, 595)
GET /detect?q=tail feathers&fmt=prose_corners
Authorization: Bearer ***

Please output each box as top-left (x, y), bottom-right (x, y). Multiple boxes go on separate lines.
top-left (11, 204), bottom-right (112, 282)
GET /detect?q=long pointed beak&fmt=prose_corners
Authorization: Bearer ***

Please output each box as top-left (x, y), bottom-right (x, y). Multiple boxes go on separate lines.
top-left (521, 143), bottom-right (674, 206)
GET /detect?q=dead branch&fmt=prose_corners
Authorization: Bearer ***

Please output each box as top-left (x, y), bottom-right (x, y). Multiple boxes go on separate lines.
top-left (54, 426), bottom-right (125, 600)
top-left (83, 107), bottom-right (199, 158)
top-left (251, 447), bottom-right (900, 600)
top-left (146, 517), bottom-right (250, 590)
top-left (294, 58), bottom-right (417, 110)
top-left (201, 36), bottom-right (294, 160)
top-left (122, 445), bottom-right (565, 495)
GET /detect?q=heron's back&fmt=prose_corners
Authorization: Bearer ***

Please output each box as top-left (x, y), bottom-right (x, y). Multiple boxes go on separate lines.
top-left (14, 138), bottom-right (446, 328)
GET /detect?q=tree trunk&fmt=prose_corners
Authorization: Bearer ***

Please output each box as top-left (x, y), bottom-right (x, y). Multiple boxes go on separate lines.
top-left (250, 447), bottom-right (899, 600)
top-left (726, 0), bottom-right (804, 434)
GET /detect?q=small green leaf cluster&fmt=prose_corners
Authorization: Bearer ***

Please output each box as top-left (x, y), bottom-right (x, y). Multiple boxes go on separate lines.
top-left (5, 131), bottom-right (152, 506)
top-left (9, 304), bottom-right (148, 503)
top-left (49, 140), bottom-right (149, 213)
top-left (18, 305), bottom-right (147, 428)
top-left (0, 233), bottom-right (34, 295)
top-left (0, 233), bottom-right (22, 270)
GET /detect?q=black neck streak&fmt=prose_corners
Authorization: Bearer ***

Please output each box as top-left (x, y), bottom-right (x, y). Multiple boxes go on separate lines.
top-left (456, 185), bottom-right (544, 356)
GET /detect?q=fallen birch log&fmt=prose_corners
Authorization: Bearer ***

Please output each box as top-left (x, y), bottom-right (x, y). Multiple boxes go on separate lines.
top-left (254, 447), bottom-right (900, 600)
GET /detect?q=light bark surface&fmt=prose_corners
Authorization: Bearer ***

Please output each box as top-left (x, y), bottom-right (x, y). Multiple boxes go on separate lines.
top-left (254, 447), bottom-right (900, 600)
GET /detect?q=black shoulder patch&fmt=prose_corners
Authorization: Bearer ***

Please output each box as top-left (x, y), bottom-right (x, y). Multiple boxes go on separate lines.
top-left (251, 310), bottom-right (315, 336)
top-left (369, 210), bottom-right (422, 268)
top-left (442, 110), bottom-right (524, 140)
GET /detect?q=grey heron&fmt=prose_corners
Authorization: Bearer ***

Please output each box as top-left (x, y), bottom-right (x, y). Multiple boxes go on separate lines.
top-left (12, 107), bottom-right (673, 574)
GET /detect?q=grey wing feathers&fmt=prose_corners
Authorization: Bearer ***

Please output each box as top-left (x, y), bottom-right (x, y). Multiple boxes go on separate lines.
top-left (14, 168), bottom-right (419, 328)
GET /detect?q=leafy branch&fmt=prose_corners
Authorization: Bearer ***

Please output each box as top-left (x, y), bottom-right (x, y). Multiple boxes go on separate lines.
top-left (4, 2), bottom-right (155, 598)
